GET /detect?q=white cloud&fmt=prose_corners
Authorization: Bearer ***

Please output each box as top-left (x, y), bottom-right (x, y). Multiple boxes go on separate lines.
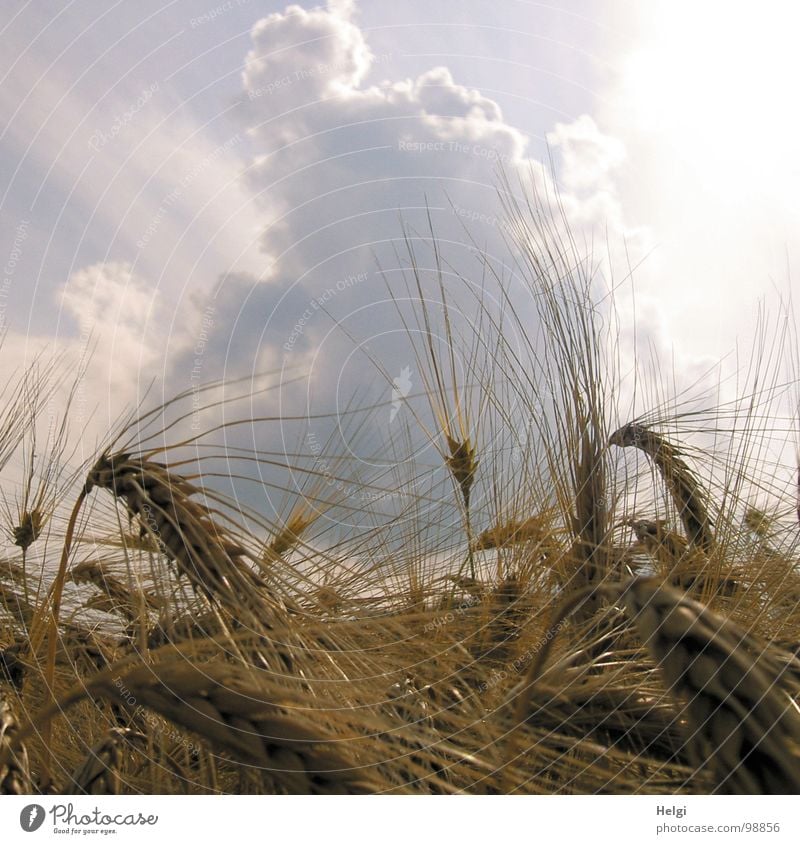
top-left (122, 0), bottom-right (656, 505)
top-left (547, 114), bottom-right (625, 195)
top-left (60, 261), bottom-right (167, 407)
top-left (0, 261), bottom-right (170, 455)
top-left (326, 0), bottom-right (357, 20)
top-left (204, 2), bottom-right (637, 410)
top-left (64, 261), bottom-right (154, 327)
top-left (245, 3), bottom-right (373, 102)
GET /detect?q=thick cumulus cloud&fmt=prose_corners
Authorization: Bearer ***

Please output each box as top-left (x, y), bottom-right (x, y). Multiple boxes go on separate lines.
top-left (174, 0), bottom-right (636, 469)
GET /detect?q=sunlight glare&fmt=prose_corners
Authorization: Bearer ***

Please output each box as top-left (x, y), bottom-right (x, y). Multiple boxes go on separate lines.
top-left (623, 1), bottom-right (800, 191)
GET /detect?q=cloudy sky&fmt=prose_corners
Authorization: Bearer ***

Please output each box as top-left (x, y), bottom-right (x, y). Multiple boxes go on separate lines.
top-left (1, 1), bottom-right (798, 502)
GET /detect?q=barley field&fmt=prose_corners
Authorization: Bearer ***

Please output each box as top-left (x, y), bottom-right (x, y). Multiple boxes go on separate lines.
top-left (1, 191), bottom-right (799, 796)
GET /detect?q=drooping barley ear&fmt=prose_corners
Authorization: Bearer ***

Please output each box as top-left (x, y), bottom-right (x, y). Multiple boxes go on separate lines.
top-left (68, 560), bottom-right (163, 622)
top-left (624, 517), bottom-right (738, 601)
top-left (0, 699), bottom-right (32, 794)
top-left (84, 453), bottom-right (281, 626)
top-left (610, 423), bottom-right (715, 552)
top-left (623, 517), bottom-right (692, 584)
top-left (12, 661), bottom-right (385, 795)
top-left (620, 577), bottom-right (800, 793)
top-left (68, 728), bottom-right (147, 795)
top-left (69, 561), bottom-right (161, 623)
top-left (146, 606), bottom-right (223, 649)
top-left (624, 517), bottom-right (688, 562)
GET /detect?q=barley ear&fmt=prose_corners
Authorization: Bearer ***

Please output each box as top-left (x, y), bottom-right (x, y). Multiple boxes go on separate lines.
top-left (621, 578), bottom-right (800, 793)
top-left (610, 424), bottom-right (715, 552)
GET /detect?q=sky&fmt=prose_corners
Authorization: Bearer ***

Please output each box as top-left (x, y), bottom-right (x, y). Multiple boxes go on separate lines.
top-left (1, 0), bottom-right (799, 518)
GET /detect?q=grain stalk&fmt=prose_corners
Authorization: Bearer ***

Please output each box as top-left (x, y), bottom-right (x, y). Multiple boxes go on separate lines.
top-left (499, 174), bottom-right (615, 613)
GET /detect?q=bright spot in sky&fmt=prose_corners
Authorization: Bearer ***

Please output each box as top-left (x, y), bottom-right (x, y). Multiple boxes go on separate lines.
top-left (623, 1), bottom-right (800, 193)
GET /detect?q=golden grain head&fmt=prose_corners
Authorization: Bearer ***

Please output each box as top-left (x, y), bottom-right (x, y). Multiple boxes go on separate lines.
top-left (13, 509), bottom-right (43, 550)
top-left (445, 434), bottom-right (478, 505)
top-left (621, 578), bottom-right (800, 794)
top-left (472, 515), bottom-right (546, 551)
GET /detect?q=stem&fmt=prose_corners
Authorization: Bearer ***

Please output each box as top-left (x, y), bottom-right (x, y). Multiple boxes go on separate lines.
top-left (28, 488), bottom-right (87, 789)
top-left (20, 546), bottom-right (31, 621)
